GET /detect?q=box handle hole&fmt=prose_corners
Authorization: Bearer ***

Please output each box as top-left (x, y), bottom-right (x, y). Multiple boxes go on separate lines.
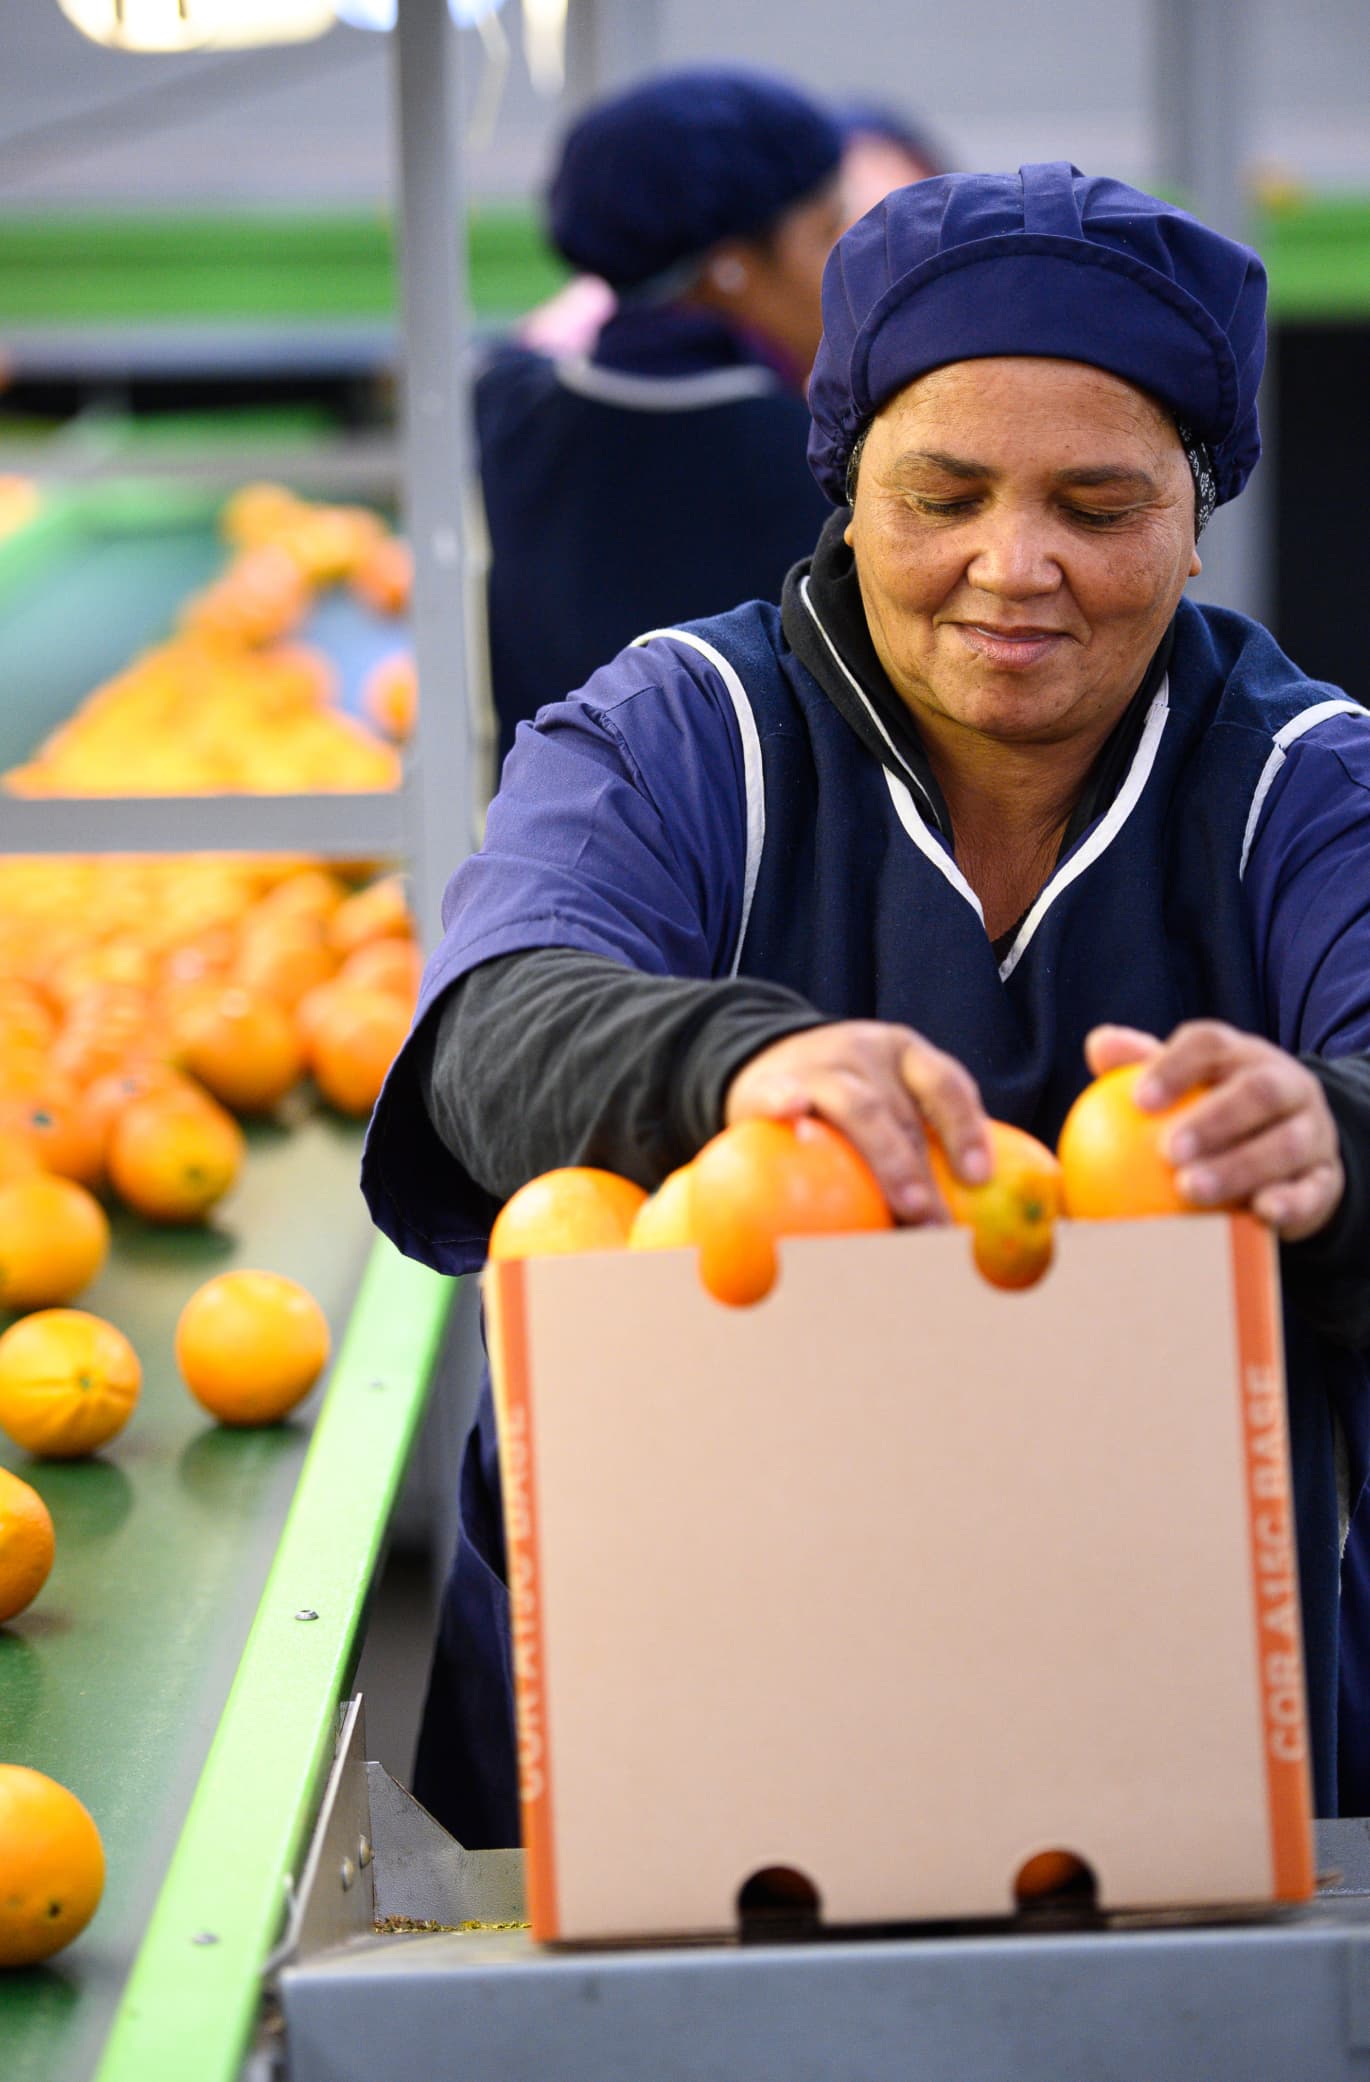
top-left (737, 1864), bottom-right (822, 1940)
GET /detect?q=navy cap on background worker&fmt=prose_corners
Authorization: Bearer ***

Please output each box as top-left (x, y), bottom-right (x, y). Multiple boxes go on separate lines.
top-left (474, 66), bottom-right (844, 774)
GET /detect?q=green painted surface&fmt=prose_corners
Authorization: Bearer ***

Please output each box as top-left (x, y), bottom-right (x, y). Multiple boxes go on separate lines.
top-left (0, 207), bottom-right (566, 325)
top-left (0, 199), bottom-right (1367, 325)
top-left (93, 1240), bottom-right (451, 2082)
top-left (0, 485), bottom-right (227, 774)
top-left (0, 1113), bottom-right (387, 2082)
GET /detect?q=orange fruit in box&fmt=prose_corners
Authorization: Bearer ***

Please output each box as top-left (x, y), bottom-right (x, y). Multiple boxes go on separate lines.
top-left (489, 1168), bottom-right (647, 1260)
top-left (1057, 1064), bottom-right (1210, 1219)
top-left (176, 986), bottom-right (305, 1114)
top-left (0, 1466), bottom-right (55, 1623)
top-left (326, 876), bottom-right (413, 957)
top-left (307, 988), bottom-right (411, 1116)
top-left (176, 1270), bottom-right (331, 1426)
top-left (0, 1308), bottom-right (139, 1458)
top-left (926, 1121), bottom-right (1061, 1292)
top-left (690, 1117), bottom-right (892, 1307)
top-left (627, 1164), bottom-right (697, 1250)
top-left (336, 936), bottom-right (422, 1005)
top-left (0, 1174), bottom-right (109, 1309)
top-left (107, 1088), bottom-right (244, 1224)
top-left (0, 1766), bottom-right (105, 1967)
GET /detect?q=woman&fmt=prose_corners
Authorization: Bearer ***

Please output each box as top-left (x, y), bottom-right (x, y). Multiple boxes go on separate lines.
top-left (366, 164), bottom-right (1370, 1843)
top-left (477, 66), bottom-right (843, 770)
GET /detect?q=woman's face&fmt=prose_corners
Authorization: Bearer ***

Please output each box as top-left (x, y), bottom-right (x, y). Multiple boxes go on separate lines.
top-left (845, 357), bottom-right (1203, 750)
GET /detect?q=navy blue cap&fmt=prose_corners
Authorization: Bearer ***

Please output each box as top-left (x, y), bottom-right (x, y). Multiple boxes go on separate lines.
top-left (547, 68), bottom-right (843, 293)
top-left (808, 162), bottom-right (1268, 508)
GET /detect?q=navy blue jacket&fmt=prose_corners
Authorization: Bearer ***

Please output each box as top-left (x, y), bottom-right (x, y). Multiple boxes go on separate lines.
top-left (475, 306), bottom-right (831, 769)
top-left (366, 593), bottom-right (1370, 1841)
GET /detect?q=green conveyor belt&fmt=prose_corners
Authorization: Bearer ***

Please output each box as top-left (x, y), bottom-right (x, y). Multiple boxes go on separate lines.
top-left (0, 1116), bottom-right (374, 2081)
top-left (0, 487), bottom-right (456, 2077)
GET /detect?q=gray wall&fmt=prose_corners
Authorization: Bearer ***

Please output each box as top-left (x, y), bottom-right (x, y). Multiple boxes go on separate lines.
top-left (0, 0), bottom-right (1368, 210)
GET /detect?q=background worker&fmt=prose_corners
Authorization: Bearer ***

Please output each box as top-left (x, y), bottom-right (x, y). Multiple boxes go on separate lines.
top-left (475, 66), bottom-right (844, 772)
top-left (367, 167), bottom-right (1370, 1845)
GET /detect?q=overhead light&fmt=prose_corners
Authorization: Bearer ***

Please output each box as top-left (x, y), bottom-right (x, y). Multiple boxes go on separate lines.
top-left (333, 0), bottom-right (508, 29)
top-left (521, 0), bottom-right (565, 95)
top-left (56, 0), bottom-right (335, 50)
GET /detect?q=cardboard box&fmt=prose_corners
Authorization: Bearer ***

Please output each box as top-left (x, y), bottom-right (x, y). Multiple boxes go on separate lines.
top-left (484, 1213), bottom-right (1314, 1943)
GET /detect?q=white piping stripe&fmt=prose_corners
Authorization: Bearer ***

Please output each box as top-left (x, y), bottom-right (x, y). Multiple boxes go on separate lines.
top-left (997, 682), bottom-right (1171, 983)
top-left (631, 626), bottom-right (765, 976)
top-left (798, 576), bottom-right (940, 820)
top-left (555, 356), bottom-right (778, 412)
top-left (1237, 698), bottom-right (1365, 880)
top-left (882, 769), bottom-right (986, 921)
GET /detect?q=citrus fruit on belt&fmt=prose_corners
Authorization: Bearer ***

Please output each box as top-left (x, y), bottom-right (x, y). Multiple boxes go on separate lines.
top-left (176, 1269), bottom-right (331, 1426)
top-left (0, 1308), bottom-right (140, 1459)
top-left (0, 1765), bottom-right (104, 1967)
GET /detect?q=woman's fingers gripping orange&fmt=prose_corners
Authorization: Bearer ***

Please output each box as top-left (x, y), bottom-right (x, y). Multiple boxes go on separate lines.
top-left (1120, 1020), bottom-right (1343, 1241)
top-left (725, 1021), bottom-right (952, 1222)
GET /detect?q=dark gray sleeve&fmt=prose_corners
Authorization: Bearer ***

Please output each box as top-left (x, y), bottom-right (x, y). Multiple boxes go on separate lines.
top-left (1281, 1056), bottom-right (1370, 1349)
top-left (420, 947), bottom-right (827, 1204)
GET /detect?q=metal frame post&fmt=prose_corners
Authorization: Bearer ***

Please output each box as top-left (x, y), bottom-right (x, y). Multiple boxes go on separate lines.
top-left (1154, 0), bottom-right (1270, 625)
top-left (392, 0), bottom-right (476, 951)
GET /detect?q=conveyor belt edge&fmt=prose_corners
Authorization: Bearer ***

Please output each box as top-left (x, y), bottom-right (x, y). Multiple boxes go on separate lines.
top-left (89, 1236), bottom-right (455, 2082)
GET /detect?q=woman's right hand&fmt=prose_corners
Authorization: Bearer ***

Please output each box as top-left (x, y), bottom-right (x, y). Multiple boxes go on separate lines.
top-left (723, 1021), bottom-right (993, 1222)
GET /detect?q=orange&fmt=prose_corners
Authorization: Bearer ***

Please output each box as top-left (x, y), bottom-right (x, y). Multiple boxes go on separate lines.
top-left (107, 1088), bottom-right (244, 1224)
top-left (233, 916), bottom-right (339, 1011)
top-left (177, 986), bottom-right (305, 1114)
top-left (1015, 1849), bottom-right (1092, 1903)
top-left (335, 936), bottom-right (423, 1006)
top-left (294, 978), bottom-right (342, 1054)
top-left (0, 1087), bottom-right (104, 1189)
top-left (0, 1466), bottom-right (55, 1623)
top-left (175, 1269), bottom-right (331, 1426)
top-left (488, 1168), bottom-right (647, 1259)
top-left (1057, 1063), bottom-right (1210, 1219)
top-left (0, 1308), bottom-right (140, 1457)
top-left (351, 534), bottom-right (413, 616)
top-left (250, 866), bottom-right (347, 926)
top-left (627, 1165), bottom-right (697, 1250)
top-left (361, 652), bottom-right (417, 742)
top-left (308, 987), bottom-right (411, 1117)
top-left (326, 875), bottom-right (413, 957)
top-left (926, 1121), bottom-right (1061, 1291)
top-left (0, 987), bottom-right (56, 1057)
top-left (76, 1062), bottom-right (198, 1172)
top-left (0, 1175), bottom-right (109, 1311)
top-left (0, 1129), bottom-right (43, 1185)
top-left (0, 1765), bottom-right (105, 1966)
top-left (689, 1117), bottom-right (892, 1306)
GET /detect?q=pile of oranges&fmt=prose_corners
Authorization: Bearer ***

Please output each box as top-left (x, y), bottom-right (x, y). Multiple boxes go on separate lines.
top-left (0, 855), bottom-right (421, 1277)
top-left (0, 486), bottom-right (423, 1969)
top-left (3, 484), bottom-right (415, 799)
top-left (489, 1064), bottom-right (1213, 1307)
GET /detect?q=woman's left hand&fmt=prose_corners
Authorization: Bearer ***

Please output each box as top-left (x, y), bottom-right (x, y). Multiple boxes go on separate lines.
top-left (1085, 1021), bottom-right (1345, 1243)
